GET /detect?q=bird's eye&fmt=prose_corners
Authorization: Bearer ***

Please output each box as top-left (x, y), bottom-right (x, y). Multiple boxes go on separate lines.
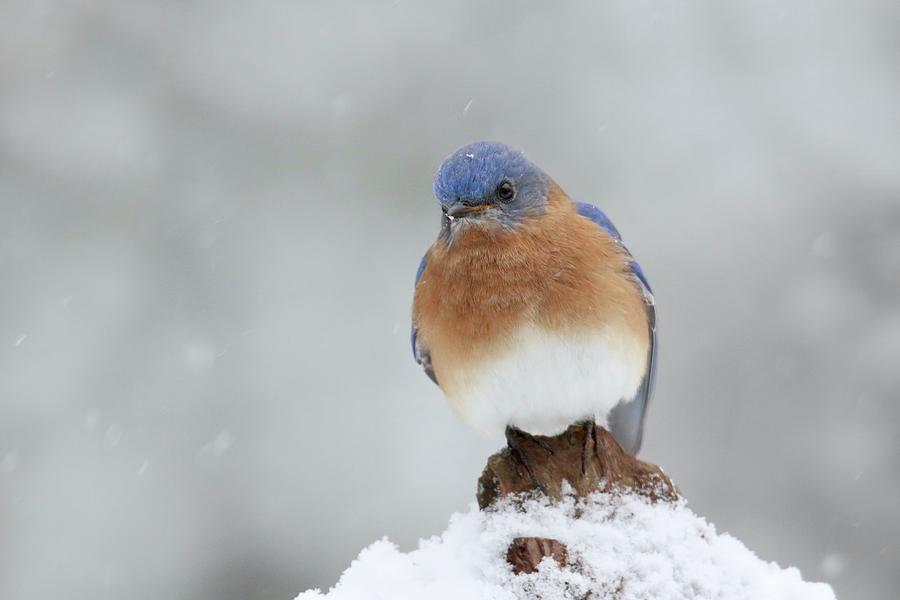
top-left (496, 180), bottom-right (515, 202)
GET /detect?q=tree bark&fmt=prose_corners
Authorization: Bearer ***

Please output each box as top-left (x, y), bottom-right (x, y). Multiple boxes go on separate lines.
top-left (477, 422), bottom-right (679, 576)
top-left (506, 537), bottom-right (568, 575)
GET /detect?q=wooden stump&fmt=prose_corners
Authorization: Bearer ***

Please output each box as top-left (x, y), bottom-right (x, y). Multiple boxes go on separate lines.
top-left (477, 421), bottom-right (678, 576)
top-left (506, 537), bottom-right (568, 575)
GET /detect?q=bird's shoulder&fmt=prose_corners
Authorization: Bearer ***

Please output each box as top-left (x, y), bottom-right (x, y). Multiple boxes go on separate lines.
top-left (573, 200), bottom-right (653, 298)
top-left (573, 201), bottom-right (623, 241)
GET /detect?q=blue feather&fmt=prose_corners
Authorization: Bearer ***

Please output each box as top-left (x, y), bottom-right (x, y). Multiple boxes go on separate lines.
top-left (575, 202), bottom-right (652, 295)
top-left (411, 255), bottom-right (427, 355)
top-left (575, 201), bottom-right (656, 454)
top-left (411, 255), bottom-right (437, 384)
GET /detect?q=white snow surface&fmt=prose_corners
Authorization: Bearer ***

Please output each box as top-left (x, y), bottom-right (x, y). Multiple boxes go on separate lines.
top-left (298, 488), bottom-right (836, 600)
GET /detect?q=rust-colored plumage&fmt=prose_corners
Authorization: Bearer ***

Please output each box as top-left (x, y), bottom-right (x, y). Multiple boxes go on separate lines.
top-left (412, 185), bottom-right (649, 400)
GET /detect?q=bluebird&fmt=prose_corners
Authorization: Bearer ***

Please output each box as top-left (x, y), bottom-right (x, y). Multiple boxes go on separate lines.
top-left (411, 142), bottom-right (656, 454)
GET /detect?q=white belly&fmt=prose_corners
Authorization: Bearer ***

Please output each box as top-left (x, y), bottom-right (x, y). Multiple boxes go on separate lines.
top-left (445, 325), bottom-right (647, 438)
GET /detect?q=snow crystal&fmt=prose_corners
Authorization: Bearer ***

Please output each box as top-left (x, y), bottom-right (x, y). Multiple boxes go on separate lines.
top-left (298, 491), bottom-right (835, 600)
top-left (83, 411), bottom-right (101, 430)
top-left (201, 430), bottom-right (234, 456)
top-left (820, 553), bottom-right (846, 578)
top-left (102, 425), bottom-right (123, 449)
top-left (184, 340), bottom-right (218, 370)
top-left (1, 451), bottom-right (19, 473)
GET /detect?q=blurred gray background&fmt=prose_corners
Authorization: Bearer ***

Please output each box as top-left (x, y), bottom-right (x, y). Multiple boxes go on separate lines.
top-left (1, 1), bottom-right (898, 599)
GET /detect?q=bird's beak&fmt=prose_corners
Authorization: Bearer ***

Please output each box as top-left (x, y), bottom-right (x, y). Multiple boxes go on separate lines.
top-left (445, 201), bottom-right (489, 220)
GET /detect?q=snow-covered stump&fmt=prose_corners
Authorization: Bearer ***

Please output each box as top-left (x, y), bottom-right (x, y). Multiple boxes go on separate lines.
top-left (478, 422), bottom-right (678, 576)
top-left (298, 423), bottom-right (837, 600)
top-left (478, 422), bottom-right (678, 509)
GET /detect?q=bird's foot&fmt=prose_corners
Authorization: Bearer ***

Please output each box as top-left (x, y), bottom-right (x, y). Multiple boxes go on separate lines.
top-left (581, 420), bottom-right (596, 476)
top-left (505, 426), bottom-right (548, 493)
top-left (505, 426), bottom-right (554, 454)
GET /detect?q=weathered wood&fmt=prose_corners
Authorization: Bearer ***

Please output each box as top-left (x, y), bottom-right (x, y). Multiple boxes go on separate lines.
top-left (477, 421), bottom-right (678, 577)
top-left (478, 422), bottom-right (678, 510)
top-left (506, 537), bottom-right (568, 574)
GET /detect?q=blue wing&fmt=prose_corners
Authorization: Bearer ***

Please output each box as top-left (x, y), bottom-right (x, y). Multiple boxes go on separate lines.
top-left (576, 202), bottom-right (656, 454)
top-left (411, 255), bottom-right (437, 384)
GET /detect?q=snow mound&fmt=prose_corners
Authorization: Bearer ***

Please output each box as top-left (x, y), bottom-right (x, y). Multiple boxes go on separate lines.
top-left (298, 490), bottom-right (836, 600)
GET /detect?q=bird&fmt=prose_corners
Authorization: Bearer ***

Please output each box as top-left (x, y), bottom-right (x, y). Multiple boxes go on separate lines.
top-left (411, 141), bottom-right (656, 454)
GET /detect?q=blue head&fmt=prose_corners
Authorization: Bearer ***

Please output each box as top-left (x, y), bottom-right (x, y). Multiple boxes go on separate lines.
top-left (433, 142), bottom-right (549, 234)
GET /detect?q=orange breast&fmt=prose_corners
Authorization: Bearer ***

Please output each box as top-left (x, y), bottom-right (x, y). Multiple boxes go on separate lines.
top-left (412, 185), bottom-right (649, 394)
